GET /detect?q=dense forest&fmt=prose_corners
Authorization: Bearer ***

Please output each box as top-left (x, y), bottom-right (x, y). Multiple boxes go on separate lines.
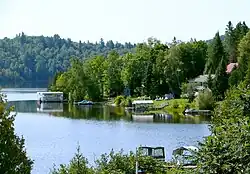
top-left (50, 21), bottom-right (249, 101)
top-left (0, 33), bottom-right (136, 85)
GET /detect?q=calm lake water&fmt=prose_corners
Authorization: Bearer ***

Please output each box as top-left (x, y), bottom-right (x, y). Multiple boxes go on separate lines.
top-left (2, 88), bottom-right (211, 174)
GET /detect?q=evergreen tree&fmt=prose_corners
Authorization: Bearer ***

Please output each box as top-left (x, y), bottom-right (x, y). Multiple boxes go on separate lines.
top-left (224, 21), bottom-right (237, 63)
top-left (0, 94), bottom-right (33, 173)
top-left (205, 32), bottom-right (226, 74)
top-left (237, 30), bottom-right (250, 83)
top-left (212, 56), bottom-right (229, 100)
top-left (207, 73), bottom-right (213, 89)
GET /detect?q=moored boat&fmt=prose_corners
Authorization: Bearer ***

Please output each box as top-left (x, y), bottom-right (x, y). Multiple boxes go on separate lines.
top-left (172, 145), bottom-right (198, 166)
top-left (76, 100), bottom-right (94, 105)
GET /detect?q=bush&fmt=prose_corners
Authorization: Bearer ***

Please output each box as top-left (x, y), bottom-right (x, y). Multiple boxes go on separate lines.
top-left (114, 96), bottom-right (132, 107)
top-left (196, 83), bottom-right (250, 173)
top-left (181, 83), bottom-right (198, 102)
top-left (172, 100), bottom-right (179, 109)
top-left (195, 89), bottom-right (215, 110)
top-left (125, 97), bottom-right (132, 107)
top-left (114, 96), bottom-right (125, 106)
top-left (51, 146), bottom-right (94, 174)
top-left (51, 147), bottom-right (168, 174)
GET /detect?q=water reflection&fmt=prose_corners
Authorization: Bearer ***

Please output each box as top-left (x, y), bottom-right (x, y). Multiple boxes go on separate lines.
top-left (9, 101), bottom-right (211, 124)
top-left (37, 102), bottom-right (63, 113)
top-left (53, 104), bottom-right (131, 121)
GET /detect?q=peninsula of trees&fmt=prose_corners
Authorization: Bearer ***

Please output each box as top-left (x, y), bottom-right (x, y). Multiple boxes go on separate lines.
top-left (49, 21), bottom-right (249, 102)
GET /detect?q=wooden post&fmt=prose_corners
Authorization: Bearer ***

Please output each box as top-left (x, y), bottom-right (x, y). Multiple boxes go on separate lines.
top-left (135, 147), bottom-right (138, 174)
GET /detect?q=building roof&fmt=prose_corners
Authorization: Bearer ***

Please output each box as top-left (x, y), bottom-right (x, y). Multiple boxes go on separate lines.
top-left (226, 63), bottom-right (238, 74)
top-left (132, 100), bottom-right (154, 104)
top-left (189, 74), bottom-right (215, 83)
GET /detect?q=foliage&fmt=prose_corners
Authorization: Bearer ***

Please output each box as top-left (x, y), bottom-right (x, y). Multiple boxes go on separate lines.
top-left (164, 99), bottom-right (196, 115)
top-left (124, 97), bottom-right (132, 107)
top-left (205, 31), bottom-right (229, 100)
top-left (51, 147), bottom-right (168, 174)
top-left (0, 33), bottom-right (136, 86)
top-left (114, 96), bottom-right (132, 107)
top-left (50, 146), bottom-right (94, 174)
top-left (196, 83), bottom-right (250, 173)
top-left (51, 38), bottom-right (209, 101)
top-left (211, 57), bottom-right (229, 101)
top-left (180, 83), bottom-right (198, 102)
top-left (238, 30), bottom-right (250, 83)
top-left (205, 32), bottom-right (225, 74)
top-left (195, 89), bottom-right (215, 110)
top-left (114, 95), bottom-right (125, 106)
top-left (172, 100), bottom-right (179, 109)
top-left (0, 93), bottom-right (33, 173)
top-left (224, 21), bottom-right (237, 63)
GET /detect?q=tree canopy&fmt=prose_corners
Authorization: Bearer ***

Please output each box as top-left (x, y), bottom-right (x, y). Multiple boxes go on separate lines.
top-left (50, 21), bottom-right (249, 101)
top-left (0, 33), bottom-right (136, 86)
top-left (0, 93), bottom-right (33, 173)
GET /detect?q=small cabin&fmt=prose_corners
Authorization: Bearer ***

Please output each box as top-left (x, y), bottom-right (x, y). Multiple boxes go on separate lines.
top-left (132, 100), bottom-right (154, 112)
top-left (37, 92), bottom-right (63, 103)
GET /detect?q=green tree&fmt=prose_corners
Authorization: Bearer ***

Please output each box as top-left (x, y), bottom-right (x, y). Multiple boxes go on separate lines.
top-left (205, 32), bottom-right (226, 74)
top-left (0, 34), bottom-right (135, 86)
top-left (196, 83), bottom-right (250, 173)
top-left (104, 51), bottom-right (124, 97)
top-left (51, 146), bottom-right (94, 174)
top-left (224, 21), bottom-right (237, 63)
top-left (238, 30), bottom-right (250, 82)
top-left (0, 94), bottom-right (33, 173)
top-left (211, 57), bottom-right (229, 100)
top-left (195, 88), bottom-right (215, 110)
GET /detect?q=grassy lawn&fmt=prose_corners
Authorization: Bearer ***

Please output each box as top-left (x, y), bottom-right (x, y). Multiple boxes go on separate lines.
top-left (109, 96), bottom-right (200, 116)
top-left (148, 99), bottom-right (197, 115)
top-left (164, 99), bottom-right (196, 113)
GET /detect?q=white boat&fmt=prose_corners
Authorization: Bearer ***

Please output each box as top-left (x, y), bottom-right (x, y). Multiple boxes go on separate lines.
top-left (172, 146), bottom-right (198, 166)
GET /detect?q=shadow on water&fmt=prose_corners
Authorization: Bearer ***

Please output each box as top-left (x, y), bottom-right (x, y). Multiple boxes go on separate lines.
top-left (9, 100), bottom-right (211, 124)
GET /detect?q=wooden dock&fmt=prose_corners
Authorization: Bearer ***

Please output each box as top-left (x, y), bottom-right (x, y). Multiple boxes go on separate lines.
top-left (166, 165), bottom-right (197, 169)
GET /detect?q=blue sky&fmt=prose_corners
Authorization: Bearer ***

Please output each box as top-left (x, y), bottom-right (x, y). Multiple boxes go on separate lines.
top-left (1, 0), bottom-right (250, 43)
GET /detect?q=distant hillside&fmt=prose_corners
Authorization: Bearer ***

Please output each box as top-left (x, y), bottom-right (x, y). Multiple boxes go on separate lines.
top-left (0, 33), bottom-right (136, 85)
top-left (206, 35), bottom-right (225, 43)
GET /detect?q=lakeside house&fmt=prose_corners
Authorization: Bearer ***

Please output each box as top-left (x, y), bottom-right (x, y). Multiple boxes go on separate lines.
top-left (189, 74), bottom-right (215, 90)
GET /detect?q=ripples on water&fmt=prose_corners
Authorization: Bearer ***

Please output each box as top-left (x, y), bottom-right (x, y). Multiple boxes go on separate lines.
top-left (3, 89), bottom-right (211, 174)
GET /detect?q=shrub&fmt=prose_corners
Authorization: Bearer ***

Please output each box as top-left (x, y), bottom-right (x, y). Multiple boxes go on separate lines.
top-left (114, 96), bottom-right (125, 106)
top-left (51, 148), bottom-right (168, 174)
top-left (195, 88), bottom-right (215, 110)
top-left (196, 83), bottom-right (250, 173)
top-left (125, 97), bottom-right (132, 107)
top-left (50, 146), bottom-right (94, 174)
top-left (181, 83), bottom-right (198, 102)
top-left (172, 100), bottom-right (179, 109)
top-left (115, 96), bottom-right (132, 107)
